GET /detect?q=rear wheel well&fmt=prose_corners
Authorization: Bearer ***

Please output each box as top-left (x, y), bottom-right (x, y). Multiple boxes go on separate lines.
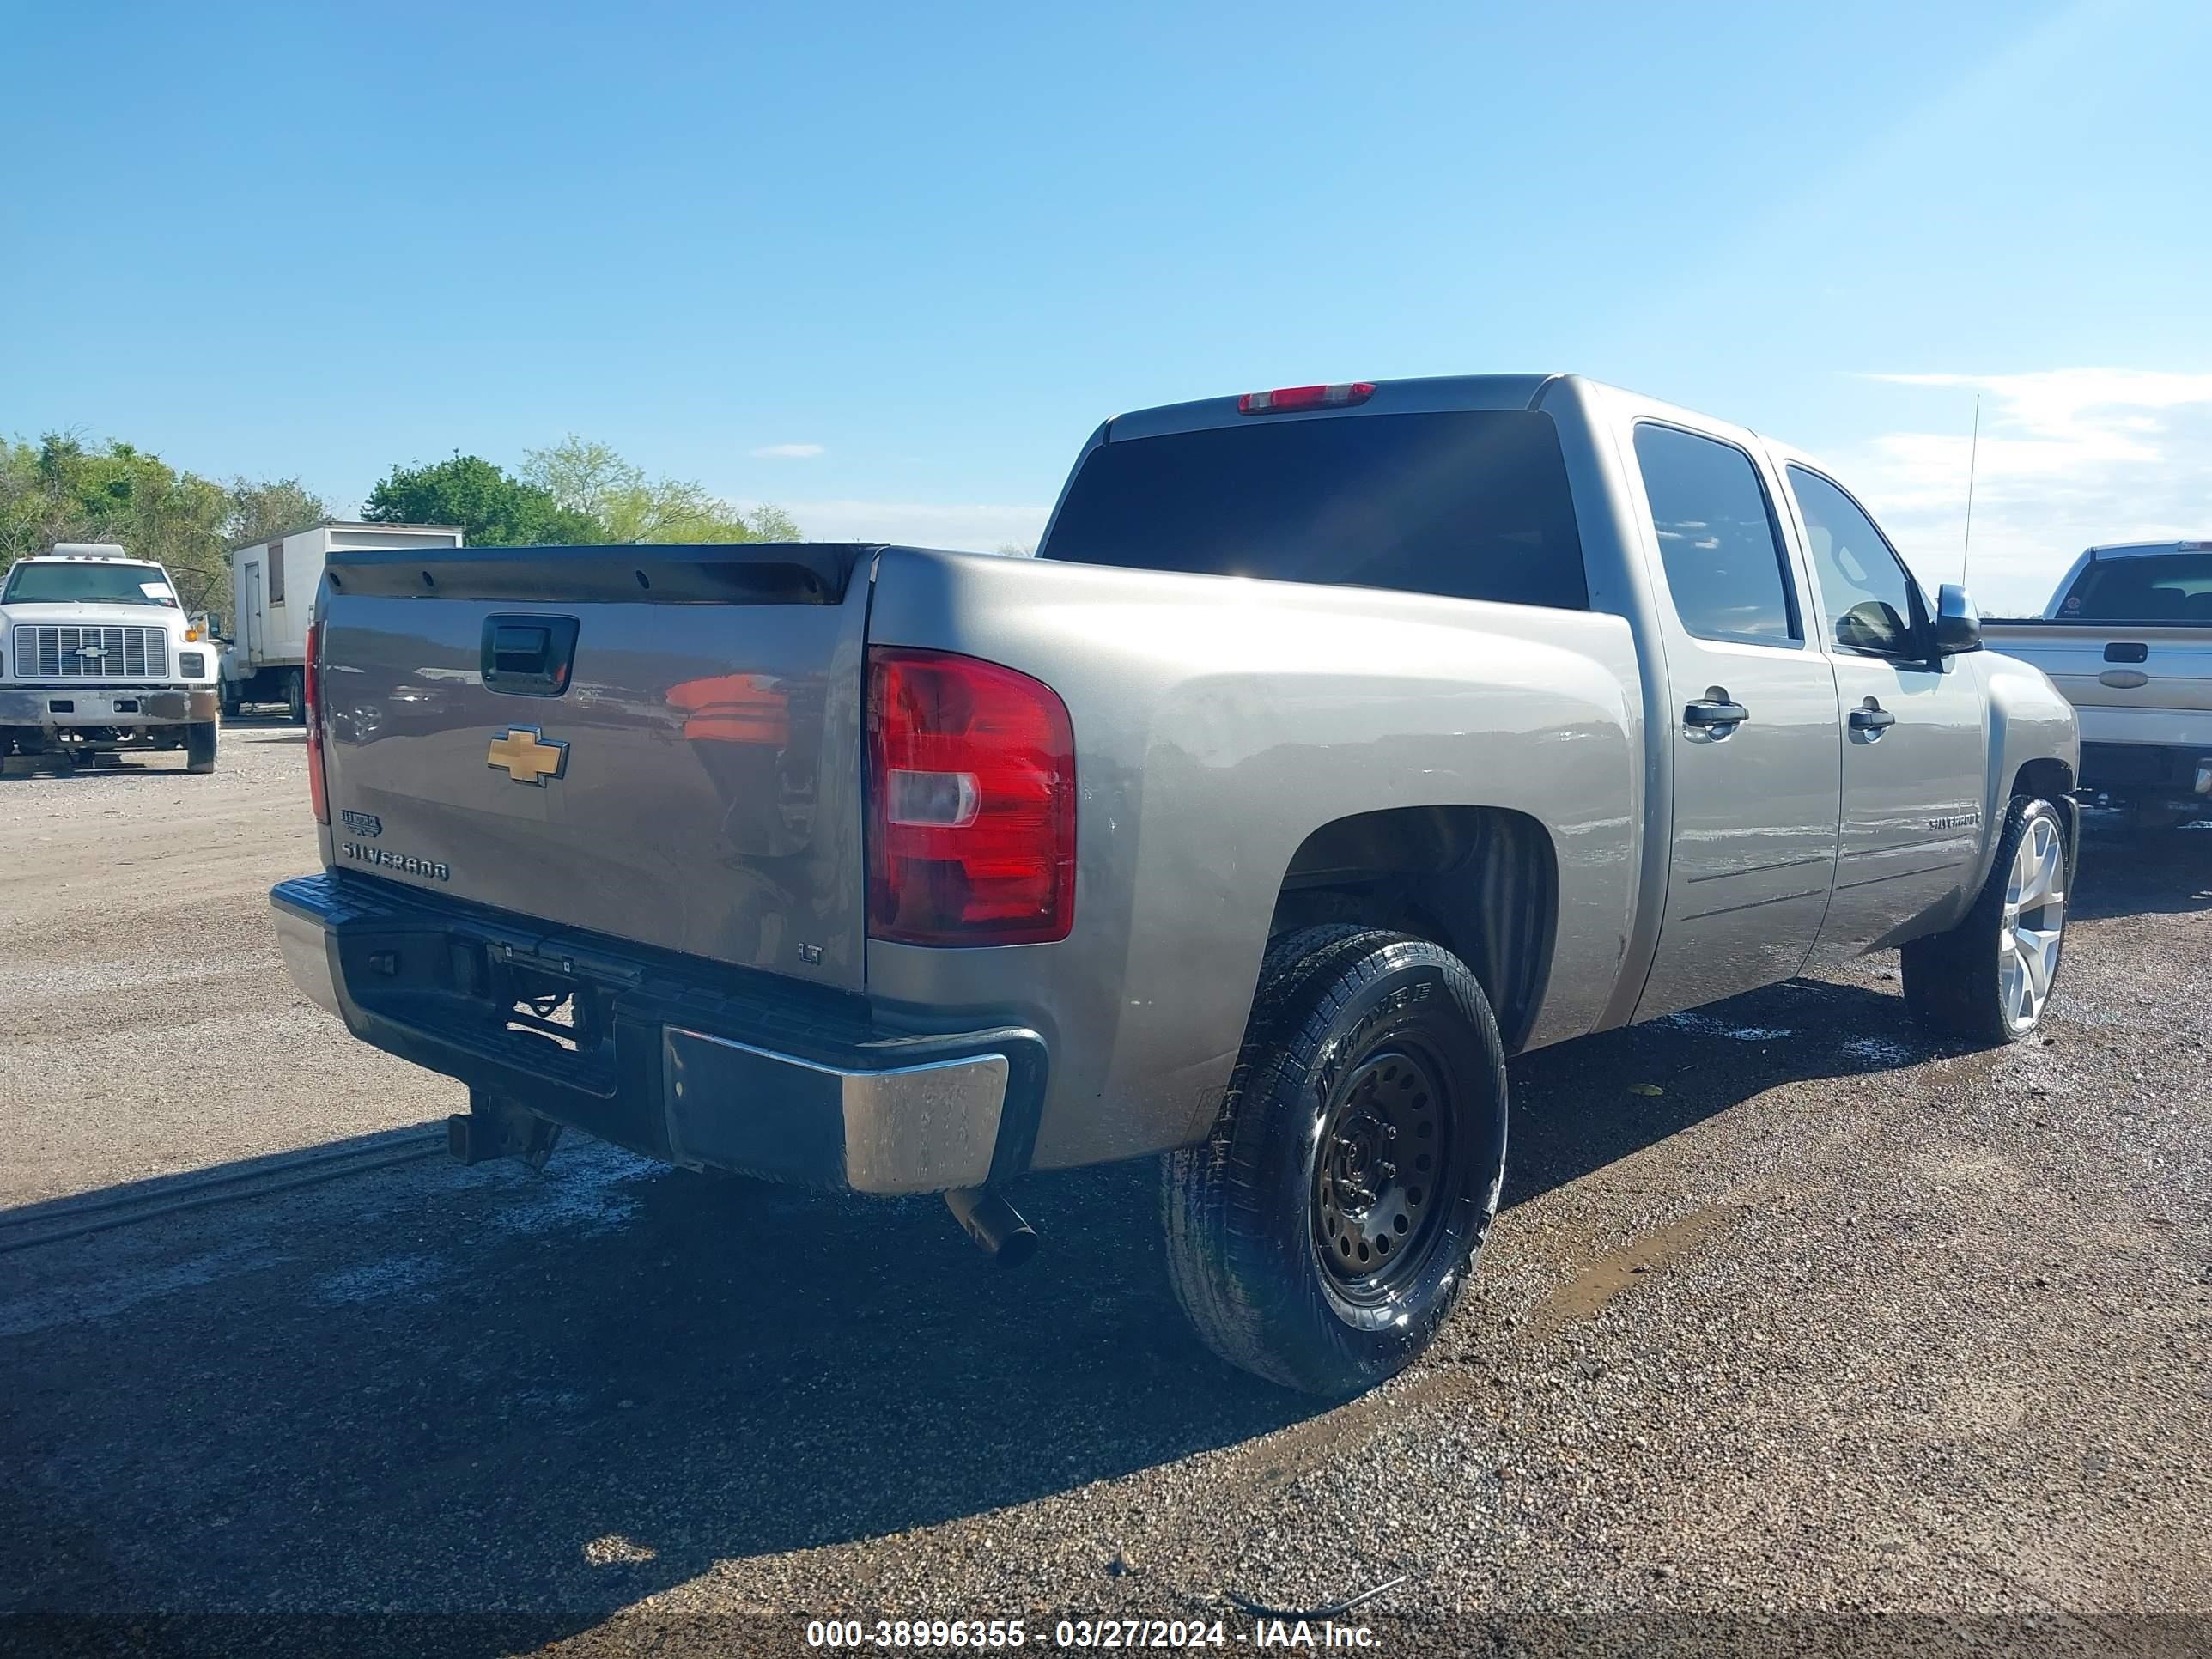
top-left (1267, 806), bottom-right (1556, 1051)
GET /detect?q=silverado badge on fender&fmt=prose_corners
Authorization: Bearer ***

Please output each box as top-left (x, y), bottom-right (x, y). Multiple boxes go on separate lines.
top-left (486, 726), bottom-right (569, 785)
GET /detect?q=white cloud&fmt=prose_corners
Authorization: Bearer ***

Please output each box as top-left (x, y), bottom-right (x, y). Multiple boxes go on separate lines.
top-left (749, 442), bottom-right (825, 459)
top-left (1838, 369), bottom-right (2212, 615)
top-left (737, 498), bottom-right (1050, 552)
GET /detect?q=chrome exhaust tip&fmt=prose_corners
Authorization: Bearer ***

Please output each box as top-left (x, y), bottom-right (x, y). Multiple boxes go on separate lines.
top-left (945, 1187), bottom-right (1039, 1267)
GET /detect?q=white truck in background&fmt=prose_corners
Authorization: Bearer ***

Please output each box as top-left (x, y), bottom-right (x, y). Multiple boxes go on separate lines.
top-left (1981, 540), bottom-right (2212, 828)
top-left (220, 522), bottom-right (462, 720)
top-left (1, 544), bottom-right (222, 772)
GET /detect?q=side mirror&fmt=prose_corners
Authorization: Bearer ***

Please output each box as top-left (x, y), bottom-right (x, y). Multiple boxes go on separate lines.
top-left (1838, 600), bottom-right (1911, 655)
top-left (1935, 583), bottom-right (1983, 655)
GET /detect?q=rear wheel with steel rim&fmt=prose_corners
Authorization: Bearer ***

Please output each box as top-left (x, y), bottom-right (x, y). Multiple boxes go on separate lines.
top-left (1164, 926), bottom-right (1510, 1396)
top-left (1903, 795), bottom-right (2070, 1044)
top-left (1314, 1046), bottom-right (1455, 1299)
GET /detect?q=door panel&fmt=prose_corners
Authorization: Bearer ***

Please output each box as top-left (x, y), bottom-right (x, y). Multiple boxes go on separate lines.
top-left (1817, 658), bottom-right (1987, 957)
top-left (1781, 464), bottom-right (1989, 958)
top-left (1638, 642), bottom-right (1844, 1016)
top-left (1625, 422), bottom-right (1843, 1021)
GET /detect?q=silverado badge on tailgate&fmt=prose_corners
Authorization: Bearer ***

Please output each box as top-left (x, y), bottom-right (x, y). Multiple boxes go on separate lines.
top-left (486, 726), bottom-right (569, 786)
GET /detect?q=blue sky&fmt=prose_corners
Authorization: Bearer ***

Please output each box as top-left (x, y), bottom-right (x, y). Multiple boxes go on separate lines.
top-left (5, 0), bottom-right (2208, 611)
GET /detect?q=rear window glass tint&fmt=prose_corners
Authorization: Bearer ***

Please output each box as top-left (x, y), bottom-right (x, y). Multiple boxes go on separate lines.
top-left (2061, 554), bottom-right (2212, 621)
top-left (1041, 410), bottom-right (1589, 611)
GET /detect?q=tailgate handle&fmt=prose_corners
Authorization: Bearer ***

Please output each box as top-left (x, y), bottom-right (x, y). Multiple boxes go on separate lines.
top-left (482, 615), bottom-right (580, 697)
top-left (2103, 641), bottom-right (2148, 664)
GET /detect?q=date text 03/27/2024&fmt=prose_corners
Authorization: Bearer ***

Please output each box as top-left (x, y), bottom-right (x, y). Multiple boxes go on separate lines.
top-left (803, 1618), bottom-right (1382, 1650)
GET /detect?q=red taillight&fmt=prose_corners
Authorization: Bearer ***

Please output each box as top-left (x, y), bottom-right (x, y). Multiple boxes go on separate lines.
top-left (1237, 381), bottom-right (1375, 416)
top-left (304, 621), bottom-right (328, 825)
top-left (866, 647), bottom-right (1074, 945)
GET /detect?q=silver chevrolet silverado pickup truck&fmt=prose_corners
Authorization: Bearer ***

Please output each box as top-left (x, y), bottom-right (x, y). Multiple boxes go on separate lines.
top-left (272, 374), bottom-right (2079, 1395)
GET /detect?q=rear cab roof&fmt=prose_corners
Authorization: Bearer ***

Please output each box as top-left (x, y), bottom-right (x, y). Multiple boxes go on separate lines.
top-left (1091, 371), bottom-right (1848, 477)
top-left (2082, 539), bottom-right (2212, 560)
top-left (1103, 373), bottom-right (1561, 441)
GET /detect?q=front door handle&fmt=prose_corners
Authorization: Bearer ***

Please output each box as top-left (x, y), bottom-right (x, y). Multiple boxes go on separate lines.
top-left (1850, 702), bottom-right (1897, 734)
top-left (1685, 698), bottom-right (1749, 728)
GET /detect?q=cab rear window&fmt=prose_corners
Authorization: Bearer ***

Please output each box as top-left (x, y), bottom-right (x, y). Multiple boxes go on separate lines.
top-left (2060, 554), bottom-right (2212, 622)
top-left (1041, 410), bottom-right (1589, 611)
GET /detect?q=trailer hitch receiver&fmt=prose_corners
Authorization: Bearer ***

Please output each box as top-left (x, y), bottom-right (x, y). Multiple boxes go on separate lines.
top-left (448, 1089), bottom-right (564, 1172)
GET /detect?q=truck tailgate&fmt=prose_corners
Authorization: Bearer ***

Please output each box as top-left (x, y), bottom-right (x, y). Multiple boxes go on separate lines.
top-left (316, 544), bottom-right (875, 993)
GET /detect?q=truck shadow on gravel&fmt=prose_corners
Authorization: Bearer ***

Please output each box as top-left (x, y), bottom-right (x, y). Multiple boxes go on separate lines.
top-left (0, 976), bottom-right (1935, 1646)
top-left (2070, 822), bottom-right (2212, 921)
top-left (2, 757), bottom-right (204, 781)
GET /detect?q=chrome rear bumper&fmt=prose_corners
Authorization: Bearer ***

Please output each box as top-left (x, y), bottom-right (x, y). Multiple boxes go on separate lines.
top-left (270, 874), bottom-right (1041, 1194)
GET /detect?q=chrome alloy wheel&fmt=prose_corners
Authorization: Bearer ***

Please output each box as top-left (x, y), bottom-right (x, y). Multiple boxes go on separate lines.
top-left (1999, 811), bottom-right (2066, 1033)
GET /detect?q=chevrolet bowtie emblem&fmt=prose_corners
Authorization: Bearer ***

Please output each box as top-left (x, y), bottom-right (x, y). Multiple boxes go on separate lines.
top-left (486, 726), bottom-right (569, 785)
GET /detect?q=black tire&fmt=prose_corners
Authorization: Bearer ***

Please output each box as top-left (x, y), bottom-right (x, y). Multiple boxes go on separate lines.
top-left (1163, 925), bottom-right (1510, 1396)
top-left (286, 669), bottom-right (307, 725)
top-left (220, 679), bottom-right (241, 719)
top-left (1902, 795), bottom-right (2069, 1044)
top-left (185, 721), bottom-right (218, 775)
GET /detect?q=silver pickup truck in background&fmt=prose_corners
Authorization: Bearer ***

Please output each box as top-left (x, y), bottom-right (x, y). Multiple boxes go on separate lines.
top-left (271, 374), bottom-right (2078, 1395)
top-left (1981, 541), bottom-right (2212, 827)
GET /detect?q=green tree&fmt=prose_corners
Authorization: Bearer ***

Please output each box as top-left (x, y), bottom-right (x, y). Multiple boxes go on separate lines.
top-left (362, 453), bottom-right (603, 546)
top-left (0, 432), bottom-right (244, 611)
top-left (521, 435), bottom-right (799, 543)
top-left (224, 477), bottom-right (328, 547)
top-left (746, 502), bottom-right (803, 541)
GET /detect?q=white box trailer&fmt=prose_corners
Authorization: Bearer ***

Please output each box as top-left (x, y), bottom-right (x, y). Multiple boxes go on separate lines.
top-left (221, 522), bottom-right (462, 718)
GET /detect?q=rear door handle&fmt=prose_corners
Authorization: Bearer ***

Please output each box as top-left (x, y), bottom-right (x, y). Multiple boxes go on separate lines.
top-left (1850, 704), bottom-right (1897, 733)
top-left (1684, 698), bottom-right (1749, 728)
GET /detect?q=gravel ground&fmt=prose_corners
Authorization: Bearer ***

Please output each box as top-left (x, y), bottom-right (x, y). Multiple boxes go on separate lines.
top-left (0, 724), bottom-right (452, 1207)
top-left (1, 726), bottom-right (2206, 1657)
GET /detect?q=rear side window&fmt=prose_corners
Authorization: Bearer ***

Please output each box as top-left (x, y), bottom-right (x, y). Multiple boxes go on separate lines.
top-left (2060, 553), bottom-right (2212, 622)
top-left (1632, 424), bottom-right (1798, 646)
top-left (1041, 410), bottom-right (1589, 611)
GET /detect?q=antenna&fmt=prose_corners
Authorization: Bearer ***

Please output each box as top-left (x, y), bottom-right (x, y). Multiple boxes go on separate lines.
top-left (1959, 393), bottom-right (1982, 586)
